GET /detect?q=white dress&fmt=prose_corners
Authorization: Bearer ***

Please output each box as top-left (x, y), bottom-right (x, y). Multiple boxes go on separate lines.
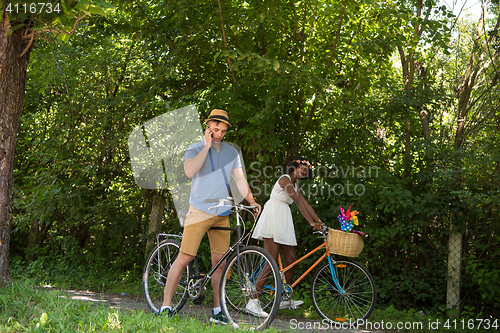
top-left (252, 174), bottom-right (298, 246)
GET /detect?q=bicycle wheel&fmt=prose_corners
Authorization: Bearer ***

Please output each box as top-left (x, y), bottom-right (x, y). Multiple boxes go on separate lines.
top-left (142, 239), bottom-right (191, 313)
top-left (310, 258), bottom-right (376, 323)
top-left (220, 246), bottom-right (282, 330)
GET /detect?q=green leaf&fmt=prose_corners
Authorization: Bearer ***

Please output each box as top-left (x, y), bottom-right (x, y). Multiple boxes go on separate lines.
top-left (89, 6), bottom-right (107, 16)
top-left (7, 24), bottom-right (24, 36)
top-left (92, 0), bottom-right (115, 8)
top-left (272, 59), bottom-right (280, 71)
top-left (61, 0), bottom-right (70, 14)
top-left (58, 33), bottom-right (71, 43)
top-left (73, 3), bottom-right (92, 14)
top-left (40, 312), bottom-right (48, 326)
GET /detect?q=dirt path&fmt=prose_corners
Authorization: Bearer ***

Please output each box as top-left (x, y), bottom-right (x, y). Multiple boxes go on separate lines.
top-left (53, 288), bottom-right (384, 332)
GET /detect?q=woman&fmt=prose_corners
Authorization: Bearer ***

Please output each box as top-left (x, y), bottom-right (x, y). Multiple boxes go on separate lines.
top-left (247, 157), bottom-right (322, 316)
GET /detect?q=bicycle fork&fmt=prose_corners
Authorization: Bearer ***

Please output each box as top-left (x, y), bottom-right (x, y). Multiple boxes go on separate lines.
top-left (327, 256), bottom-right (345, 294)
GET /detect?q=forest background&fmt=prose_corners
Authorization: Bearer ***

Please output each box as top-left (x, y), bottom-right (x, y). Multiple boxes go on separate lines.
top-left (3, 0), bottom-right (500, 319)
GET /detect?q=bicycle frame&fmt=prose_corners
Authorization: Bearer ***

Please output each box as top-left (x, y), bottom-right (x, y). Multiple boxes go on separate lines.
top-left (278, 231), bottom-right (344, 293)
top-left (279, 242), bottom-right (329, 289)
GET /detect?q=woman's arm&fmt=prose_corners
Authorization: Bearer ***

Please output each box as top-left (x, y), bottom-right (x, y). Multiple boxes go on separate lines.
top-left (279, 176), bottom-right (322, 230)
top-left (299, 191), bottom-right (322, 223)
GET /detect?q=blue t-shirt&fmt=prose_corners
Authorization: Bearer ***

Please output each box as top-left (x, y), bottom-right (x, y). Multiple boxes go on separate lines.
top-left (185, 140), bottom-right (242, 216)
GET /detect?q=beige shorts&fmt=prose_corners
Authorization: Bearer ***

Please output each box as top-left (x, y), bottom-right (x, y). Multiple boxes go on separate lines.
top-left (180, 205), bottom-right (230, 256)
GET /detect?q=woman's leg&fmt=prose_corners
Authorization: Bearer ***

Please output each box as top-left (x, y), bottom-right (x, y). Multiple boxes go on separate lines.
top-left (263, 237), bottom-right (281, 261)
top-left (280, 245), bottom-right (304, 307)
top-left (252, 238), bottom-right (281, 295)
top-left (279, 245), bottom-right (297, 284)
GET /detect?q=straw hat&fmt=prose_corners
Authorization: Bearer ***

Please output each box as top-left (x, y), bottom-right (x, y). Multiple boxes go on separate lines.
top-left (205, 109), bottom-right (231, 127)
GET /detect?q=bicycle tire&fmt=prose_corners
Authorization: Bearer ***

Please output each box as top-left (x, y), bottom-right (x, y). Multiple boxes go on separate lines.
top-left (310, 258), bottom-right (376, 323)
top-left (220, 246), bottom-right (282, 330)
top-left (142, 239), bottom-right (191, 313)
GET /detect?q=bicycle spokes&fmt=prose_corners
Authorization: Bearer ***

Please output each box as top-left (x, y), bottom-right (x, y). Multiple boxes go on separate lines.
top-left (311, 260), bottom-right (376, 323)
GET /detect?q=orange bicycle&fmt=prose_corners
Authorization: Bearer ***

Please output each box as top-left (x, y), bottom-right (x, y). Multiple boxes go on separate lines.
top-left (274, 225), bottom-right (376, 323)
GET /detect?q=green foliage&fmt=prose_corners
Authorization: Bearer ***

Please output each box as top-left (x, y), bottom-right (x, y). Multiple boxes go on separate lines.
top-left (10, 255), bottom-right (142, 295)
top-left (4, 1), bottom-right (113, 42)
top-left (465, 252), bottom-right (500, 307)
top-left (9, 0), bottom-right (500, 320)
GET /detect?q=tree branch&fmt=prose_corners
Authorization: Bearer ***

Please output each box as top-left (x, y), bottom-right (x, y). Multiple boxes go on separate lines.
top-left (217, 0), bottom-right (239, 90)
top-left (19, 31), bottom-right (35, 58)
top-left (324, 6), bottom-right (344, 79)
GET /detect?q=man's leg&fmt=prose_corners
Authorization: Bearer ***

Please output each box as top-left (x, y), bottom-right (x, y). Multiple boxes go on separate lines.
top-left (164, 206), bottom-right (213, 308)
top-left (207, 216), bottom-right (230, 309)
top-left (211, 252), bottom-right (225, 308)
top-left (162, 252), bottom-right (195, 307)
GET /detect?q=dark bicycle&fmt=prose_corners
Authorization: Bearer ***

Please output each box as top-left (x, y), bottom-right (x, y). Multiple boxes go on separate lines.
top-left (142, 197), bottom-right (282, 330)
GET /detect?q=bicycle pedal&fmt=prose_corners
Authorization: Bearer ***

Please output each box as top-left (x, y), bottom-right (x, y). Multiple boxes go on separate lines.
top-left (284, 305), bottom-right (298, 310)
top-left (281, 306), bottom-right (298, 310)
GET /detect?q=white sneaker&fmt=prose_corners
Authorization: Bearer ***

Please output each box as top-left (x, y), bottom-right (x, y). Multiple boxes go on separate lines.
top-left (279, 299), bottom-right (304, 309)
top-left (245, 299), bottom-right (269, 318)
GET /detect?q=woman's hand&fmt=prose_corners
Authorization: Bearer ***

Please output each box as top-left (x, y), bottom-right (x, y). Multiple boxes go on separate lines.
top-left (310, 220), bottom-right (322, 231)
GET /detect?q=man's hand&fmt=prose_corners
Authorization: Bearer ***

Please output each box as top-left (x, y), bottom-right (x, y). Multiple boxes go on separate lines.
top-left (249, 201), bottom-right (262, 217)
top-left (184, 129), bottom-right (212, 178)
top-left (204, 128), bottom-right (213, 148)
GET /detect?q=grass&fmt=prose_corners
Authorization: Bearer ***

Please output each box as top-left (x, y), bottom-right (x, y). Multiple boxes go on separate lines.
top-left (0, 279), bottom-right (280, 332)
top-left (2, 279), bottom-right (498, 333)
top-left (3, 264), bottom-right (497, 333)
top-left (272, 287), bottom-right (499, 333)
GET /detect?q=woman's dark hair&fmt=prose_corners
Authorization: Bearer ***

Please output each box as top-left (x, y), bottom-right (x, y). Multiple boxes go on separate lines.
top-left (286, 156), bottom-right (314, 180)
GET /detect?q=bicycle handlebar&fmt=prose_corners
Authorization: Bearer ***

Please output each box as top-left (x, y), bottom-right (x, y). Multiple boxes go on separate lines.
top-left (307, 224), bottom-right (330, 237)
top-left (205, 197), bottom-right (257, 210)
top-left (308, 224), bottom-right (328, 230)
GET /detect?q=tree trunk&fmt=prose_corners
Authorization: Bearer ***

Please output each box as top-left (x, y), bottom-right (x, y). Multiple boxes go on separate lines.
top-left (145, 193), bottom-right (165, 256)
top-left (445, 5), bottom-right (496, 314)
top-left (0, 13), bottom-right (33, 287)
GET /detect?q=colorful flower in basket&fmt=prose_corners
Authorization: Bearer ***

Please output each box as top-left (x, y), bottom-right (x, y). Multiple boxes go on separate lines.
top-left (338, 205), bottom-right (360, 233)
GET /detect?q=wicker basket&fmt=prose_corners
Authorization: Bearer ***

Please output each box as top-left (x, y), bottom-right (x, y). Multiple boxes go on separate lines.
top-left (327, 228), bottom-right (364, 257)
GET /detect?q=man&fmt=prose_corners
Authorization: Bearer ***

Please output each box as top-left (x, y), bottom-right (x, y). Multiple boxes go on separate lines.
top-left (159, 109), bottom-right (261, 324)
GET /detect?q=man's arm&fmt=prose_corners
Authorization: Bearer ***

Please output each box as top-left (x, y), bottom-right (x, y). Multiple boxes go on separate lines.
top-left (184, 129), bottom-right (212, 178)
top-left (231, 167), bottom-right (261, 214)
